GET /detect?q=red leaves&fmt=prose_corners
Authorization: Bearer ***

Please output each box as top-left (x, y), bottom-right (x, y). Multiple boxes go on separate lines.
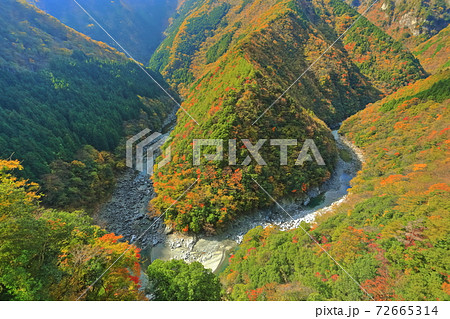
top-left (128, 275), bottom-right (140, 285)
top-left (246, 287), bottom-right (264, 301)
top-left (302, 183), bottom-right (308, 192)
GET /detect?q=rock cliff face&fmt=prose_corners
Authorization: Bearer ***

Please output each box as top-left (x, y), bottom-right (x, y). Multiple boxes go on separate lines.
top-left (413, 25), bottom-right (450, 74)
top-left (347, 0), bottom-right (450, 48)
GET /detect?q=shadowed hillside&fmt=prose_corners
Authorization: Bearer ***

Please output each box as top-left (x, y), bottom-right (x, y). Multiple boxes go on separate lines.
top-left (27, 0), bottom-right (179, 62)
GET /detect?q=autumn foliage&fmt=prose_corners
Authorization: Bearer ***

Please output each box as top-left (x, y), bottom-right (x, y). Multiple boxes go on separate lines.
top-left (221, 70), bottom-right (450, 301)
top-left (0, 161), bottom-right (144, 300)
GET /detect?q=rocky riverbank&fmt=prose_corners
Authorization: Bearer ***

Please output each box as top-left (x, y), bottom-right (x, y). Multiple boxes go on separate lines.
top-left (95, 130), bottom-right (363, 273)
top-left (148, 131), bottom-right (363, 272)
top-left (94, 169), bottom-right (166, 251)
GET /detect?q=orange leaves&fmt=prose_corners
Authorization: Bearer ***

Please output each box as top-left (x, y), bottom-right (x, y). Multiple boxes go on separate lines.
top-left (442, 276), bottom-right (450, 295)
top-left (394, 121), bottom-right (408, 130)
top-left (428, 183), bottom-right (450, 192)
top-left (98, 233), bottom-right (123, 244)
top-left (361, 274), bottom-right (395, 301)
top-left (302, 183), bottom-right (308, 192)
top-left (246, 287), bottom-right (264, 301)
top-left (225, 268), bottom-right (238, 283)
top-left (380, 174), bottom-right (406, 186)
top-left (439, 127), bottom-right (450, 135)
top-left (184, 121), bottom-right (194, 128)
top-left (0, 159), bottom-right (22, 171)
top-left (344, 42), bottom-right (356, 52)
top-left (330, 274), bottom-right (339, 281)
top-left (413, 163), bottom-right (427, 171)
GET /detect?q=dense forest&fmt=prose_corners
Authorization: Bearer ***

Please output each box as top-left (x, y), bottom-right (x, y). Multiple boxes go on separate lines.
top-left (0, 0), bottom-right (448, 302)
top-left (414, 24), bottom-right (450, 74)
top-left (221, 70), bottom-right (450, 301)
top-left (149, 0), bottom-right (426, 233)
top-left (0, 160), bottom-right (144, 300)
top-left (27, 0), bottom-right (179, 62)
top-left (0, 0), bottom-right (179, 209)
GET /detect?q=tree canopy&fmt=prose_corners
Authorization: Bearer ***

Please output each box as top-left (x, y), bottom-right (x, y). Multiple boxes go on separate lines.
top-left (147, 259), bottom-right (222, 301)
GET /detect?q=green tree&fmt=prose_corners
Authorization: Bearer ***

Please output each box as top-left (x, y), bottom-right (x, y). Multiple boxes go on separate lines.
top-left (147, 259), bottom-right (222, 301)
top-left (0, 160), bottom-right (144, 301)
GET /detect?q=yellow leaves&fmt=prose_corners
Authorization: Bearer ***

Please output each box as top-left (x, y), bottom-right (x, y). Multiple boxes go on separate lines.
top-left (0, 160), bottom-right (41, 208)
top-left (70, 160), bottom-right (86, 168)
top-left (329, 227), bottom-right (369, 264)
top-left (425, 215), bottom-right (448, 242)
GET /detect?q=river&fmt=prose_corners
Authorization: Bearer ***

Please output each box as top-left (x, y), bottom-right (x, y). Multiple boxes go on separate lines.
top-left (95, 130), bottom-right (363, 274)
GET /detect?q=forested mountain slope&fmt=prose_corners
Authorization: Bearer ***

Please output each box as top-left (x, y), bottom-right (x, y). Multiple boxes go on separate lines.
top-left (0, 160), bottom-right (145, 301)
top-left (0, 1), bottom-right (181, 300)
top-left (414, 24), bottom-right (450, 74)
top-left (27, 0), bottom-right (179, 62)
top-left (1, 0), bottom-right (123, 68)
top-left (347, 0), bottom-right (449, 49)
top-left (0, 0), bottom-right (178, 192)
top-left (149, 0), bottom-right (425, 233)
top-left (221, 69), bottom-right (450, 301)
top-left (151, 0), bottom-right (425, 94)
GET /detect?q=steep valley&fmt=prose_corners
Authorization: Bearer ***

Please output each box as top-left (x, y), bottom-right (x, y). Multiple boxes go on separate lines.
top-left (0, 0), bottom-right (448, 302)
top-left (149, 0), bottom-right (425, 235)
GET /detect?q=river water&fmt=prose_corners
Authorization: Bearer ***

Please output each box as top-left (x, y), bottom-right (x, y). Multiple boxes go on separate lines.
top-left (147, 131), bottom-right (362, 273)
top-left (96, 130), bottom-right (363, 274)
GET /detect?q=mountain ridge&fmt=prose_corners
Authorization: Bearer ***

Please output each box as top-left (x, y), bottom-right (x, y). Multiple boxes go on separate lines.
top-left (0, 0), bottom-right (178, 195)
top-left (26, 0), bottom-right (179, 62)
top-left (221, 69), bottom-right (450, 300)
top-left (149, 0), bottom-right (426, 233)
